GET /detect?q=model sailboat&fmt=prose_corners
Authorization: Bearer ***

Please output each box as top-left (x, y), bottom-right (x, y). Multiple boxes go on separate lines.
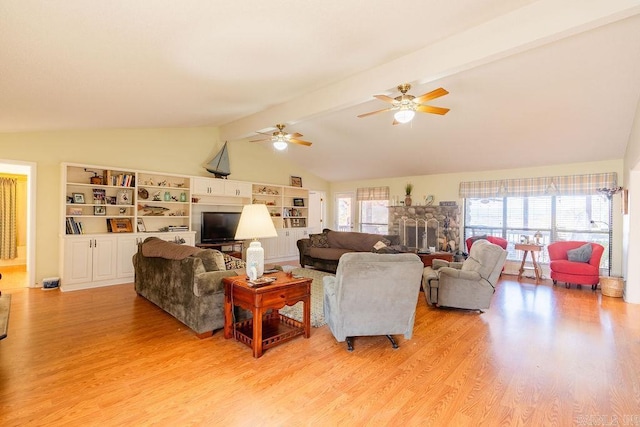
top-left (205, 141), bottom-right (230, 178)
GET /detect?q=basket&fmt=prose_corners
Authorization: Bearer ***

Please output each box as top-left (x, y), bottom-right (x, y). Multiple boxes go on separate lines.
top-left (600, 276), bottom-right (624, 298)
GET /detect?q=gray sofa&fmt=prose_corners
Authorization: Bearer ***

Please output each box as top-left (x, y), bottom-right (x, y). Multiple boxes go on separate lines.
top-left (422, 239), bottom-right (507, 311)
top-left (297, 229), bottom-right (401, 273)
top-left (133, 237), bottom-right (246, 338)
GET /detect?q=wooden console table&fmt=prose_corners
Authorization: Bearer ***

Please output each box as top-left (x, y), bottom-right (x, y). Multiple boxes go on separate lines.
top-left (223, 272), bottom-right (311, 358)
top-left (516, 243), bottom-right (543, 284)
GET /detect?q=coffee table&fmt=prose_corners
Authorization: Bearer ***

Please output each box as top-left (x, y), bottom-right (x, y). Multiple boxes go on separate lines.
top-left (223, 272), bottom-right (311, 358)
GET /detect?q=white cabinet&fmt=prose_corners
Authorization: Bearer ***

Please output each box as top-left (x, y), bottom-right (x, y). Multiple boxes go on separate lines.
top-left (261, 228), bottom-right (308, 262)
top-left (117, 235), bottom-right (141, 279)
top-left (225, 180), bottom-right (252, 197)
top-left (192, 177), bottom-right (251, 198)
top-left (192, 177), bottom-right (225, 196)
top-left (62, 236), bottom-right (118, 290)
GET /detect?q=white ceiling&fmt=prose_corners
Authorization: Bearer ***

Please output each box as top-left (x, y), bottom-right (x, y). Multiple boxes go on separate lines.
top-left (2, 1), bottom-right (640, 182)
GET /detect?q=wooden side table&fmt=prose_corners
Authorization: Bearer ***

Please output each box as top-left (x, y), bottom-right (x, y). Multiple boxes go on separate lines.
top-left (515, 243), bottom-right (543, 284)
top-left (223, 272), bottom-right (311, 358)
top-left (416, 252), bottom-right (454, 267)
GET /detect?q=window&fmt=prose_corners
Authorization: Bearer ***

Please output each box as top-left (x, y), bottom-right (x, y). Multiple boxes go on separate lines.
top-left (359, 200), bottom-right (389, 234)
top-left (464, 195), bottom-right (610, 269)
top-left (356, 186), bottom-right (389, 234)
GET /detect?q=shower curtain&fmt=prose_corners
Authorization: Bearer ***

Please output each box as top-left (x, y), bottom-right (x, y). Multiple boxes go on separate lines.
top-left (0, 178), bottom-right (17, 259)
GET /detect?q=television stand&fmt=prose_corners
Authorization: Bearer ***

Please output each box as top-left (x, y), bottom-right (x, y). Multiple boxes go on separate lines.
top-left (196, 241), bottom-right (244, 259)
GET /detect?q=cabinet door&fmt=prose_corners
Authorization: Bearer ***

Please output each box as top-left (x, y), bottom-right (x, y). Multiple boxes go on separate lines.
top-left (63, 238), bottom-right (93, 285)
top-left (92, 236), bottom-right (118, 282)
top-left (225, 180), bottom-right (252, 197)
top-left (193, 177), bottom-right (224, 195)
top-left (117, 235), bottom-right (140, 279)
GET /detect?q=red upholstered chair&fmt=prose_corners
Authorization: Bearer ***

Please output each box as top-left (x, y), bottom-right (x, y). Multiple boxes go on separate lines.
top-left (547, 241), bottom-right (604, 290)
top-left (465, 236), bottom-right (508, 253)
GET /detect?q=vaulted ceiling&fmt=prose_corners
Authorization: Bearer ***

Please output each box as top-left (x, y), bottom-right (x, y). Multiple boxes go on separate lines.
top-left (2, 1), bottom-right (640, 181)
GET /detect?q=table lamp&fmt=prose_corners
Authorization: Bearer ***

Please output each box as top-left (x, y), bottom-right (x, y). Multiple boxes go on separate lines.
top-left (234, 204), bottom-right (278, 278)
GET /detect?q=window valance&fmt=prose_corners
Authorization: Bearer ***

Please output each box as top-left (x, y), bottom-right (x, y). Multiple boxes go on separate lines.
top-left (356, 186), bottom-right (389, 201)
top-left (459, 172), bottom-right (618, 198)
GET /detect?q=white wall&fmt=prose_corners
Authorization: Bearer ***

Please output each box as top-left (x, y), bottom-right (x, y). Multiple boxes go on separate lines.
top-left (0, 127), bottom-right (329, 284)
top-left (623, 96), bottom-right (640, 304)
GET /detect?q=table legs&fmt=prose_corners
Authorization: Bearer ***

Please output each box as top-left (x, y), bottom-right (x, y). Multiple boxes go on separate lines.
top-left (518, 250), bottom-right (541, 284)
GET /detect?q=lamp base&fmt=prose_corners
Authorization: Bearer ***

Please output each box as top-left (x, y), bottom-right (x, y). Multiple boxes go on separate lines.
top-left (246, 241), bottom-right (265, 278)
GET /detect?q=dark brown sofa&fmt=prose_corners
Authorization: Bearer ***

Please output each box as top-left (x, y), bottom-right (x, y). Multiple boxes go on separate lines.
top-left (297, 229), bottom-right (401, 273)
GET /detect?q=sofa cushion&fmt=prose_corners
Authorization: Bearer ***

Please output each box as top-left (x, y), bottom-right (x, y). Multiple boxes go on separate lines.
top-left (309, 232), bottom-right (330, 248)
top-left (141, 237), bottom-right (201, 260)
top-left (326, 230), bottom-right (389, 252)
top-left (309, 247), bottom-right (354, 261)
top-left (567, 243), bottom-right (592, 263)
top-left (193, 249), bottom-right (225, 271)
top-left (550, 259), bottom-right (599, 275)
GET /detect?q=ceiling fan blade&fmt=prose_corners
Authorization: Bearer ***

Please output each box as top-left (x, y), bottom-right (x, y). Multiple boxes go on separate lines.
top-left (249, 137), bottom-right (270, 142)
top-left (374, 94), bottom-right (397, 104)
top-left (289, 138), bottom-right (312, 147)
top-left (416, 105), bottom-right (450, 115)
top-left (358, 107), bottom-right (394, 118)
top-left (289, 132), bottom-right (303, 138)
top-left (413, 87), bottom-right (449, 104)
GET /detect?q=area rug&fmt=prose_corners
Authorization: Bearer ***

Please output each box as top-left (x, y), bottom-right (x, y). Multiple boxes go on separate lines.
top-left (279, 268), bottom-right (334, 327)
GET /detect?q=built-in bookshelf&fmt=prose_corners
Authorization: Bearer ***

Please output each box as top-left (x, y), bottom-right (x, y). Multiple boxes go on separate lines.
top-left (252, 183), bottom-right (309, 228)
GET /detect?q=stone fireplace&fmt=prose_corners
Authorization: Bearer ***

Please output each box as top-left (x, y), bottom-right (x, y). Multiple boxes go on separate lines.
top-left (388, 205), bottom-right (461, 252)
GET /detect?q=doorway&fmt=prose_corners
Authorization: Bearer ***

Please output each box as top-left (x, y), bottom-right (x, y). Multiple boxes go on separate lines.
top-left (0, 160), bottom-right (36, 289)
top-left (334, 192), bottom-right (355, 231)
top-left (308, 191), bottom-right (325, 234)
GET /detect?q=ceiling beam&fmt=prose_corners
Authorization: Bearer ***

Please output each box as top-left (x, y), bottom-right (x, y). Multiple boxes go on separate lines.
top-left (219, 0), bottom-right (640, 141)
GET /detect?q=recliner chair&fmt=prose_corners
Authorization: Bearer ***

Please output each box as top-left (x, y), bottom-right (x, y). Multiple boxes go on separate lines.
top-left (322, 252), bottom-right (424, 351)
top-left (423, 239), bottom-right (507, 312)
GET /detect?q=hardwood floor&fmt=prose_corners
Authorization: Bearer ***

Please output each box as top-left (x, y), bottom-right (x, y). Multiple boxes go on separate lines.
top-left (1, 276), bottom-right (639, 426)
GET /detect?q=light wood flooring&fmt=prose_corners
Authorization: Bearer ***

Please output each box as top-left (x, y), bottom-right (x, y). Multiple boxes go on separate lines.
top-left (1, 276), bottom-right (639, 426)
top-left (0, 265), bottom-right (27, 290)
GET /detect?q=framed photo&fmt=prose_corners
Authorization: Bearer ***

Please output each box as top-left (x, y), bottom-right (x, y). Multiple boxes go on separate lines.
top-left (106, 196), bottom-right (117, 205)
top-left (94, 205), bottom-right (106, 216)
top-left (290, 176), bottom-right (302, 187)
top-left (109, 218), bottom-right (133, 233)
top-left (136, 218), bottom-right (146, 232)
top-left (293, 198), bottom-right (304, 207)
top-left (72, 193), bottom-right (85, 204)
top-left (117, 189), bottom-right (130, 205)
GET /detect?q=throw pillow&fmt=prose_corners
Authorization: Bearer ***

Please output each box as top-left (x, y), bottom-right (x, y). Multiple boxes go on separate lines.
top-left (223, 253), bottom-right (246, 270)
top-left (309, 232), bottom-right (329, 248)
top-left (193, 250), bottom-right (225, 271)
top-left (567, 243), bottom-right (592, 263)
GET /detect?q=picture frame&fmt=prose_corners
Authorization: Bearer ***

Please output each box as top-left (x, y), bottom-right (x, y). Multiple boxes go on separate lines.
top-left (72, 193), bottom-right (85, 204)
top-left (136, 218), bottom-right (146, 232)
top-left (106, 196), bottom-right (117, 205)
top-left (290, 176), bottom-right (302, 188)
top-left (94, 205), bottom-right (106, 216)
top-left (117, 189), bottom-right (130, 205)
top-left (109, 218), bottom-right (133, 233)
top-left (293, 198), bottom-right (304, 207)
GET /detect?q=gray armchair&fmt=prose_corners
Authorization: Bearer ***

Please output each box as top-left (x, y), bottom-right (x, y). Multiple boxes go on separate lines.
top-left (322, 252), bottom-right (424, 351)
top-left (423, 239), bottom-right (507, 312)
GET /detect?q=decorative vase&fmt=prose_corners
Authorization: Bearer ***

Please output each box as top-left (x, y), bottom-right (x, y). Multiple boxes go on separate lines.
top-left (179, 192), bottom-right (187, 202)
top-left (405, 196), bottom-right (412, 206)
top-left (164, 191), bottom-right (171, 201)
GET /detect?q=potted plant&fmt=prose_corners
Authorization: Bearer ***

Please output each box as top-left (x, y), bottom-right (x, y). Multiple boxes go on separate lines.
top-left (405, 183), bottom-right (413, 206)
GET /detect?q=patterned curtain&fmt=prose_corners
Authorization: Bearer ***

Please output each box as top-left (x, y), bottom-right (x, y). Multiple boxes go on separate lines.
top-left (0, 178), bottom-right (17, 259)
top-left (459, 172), bottom-right (618, 198)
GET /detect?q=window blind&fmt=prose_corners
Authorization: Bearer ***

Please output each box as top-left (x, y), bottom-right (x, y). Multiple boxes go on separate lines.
top-left (356, 186), bottom-right (389, 201)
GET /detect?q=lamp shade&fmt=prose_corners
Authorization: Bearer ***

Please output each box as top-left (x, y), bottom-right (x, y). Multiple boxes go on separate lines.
top-left (394, 109), bottom-right (415, 124)
top-left (234, 204), bottom-right (278, 240)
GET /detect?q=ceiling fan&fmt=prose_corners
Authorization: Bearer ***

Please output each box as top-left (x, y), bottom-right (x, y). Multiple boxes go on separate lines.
top-left (250, 124), bottom-right (312, 151)
top-left (358, 83), bottom-right (450, 125)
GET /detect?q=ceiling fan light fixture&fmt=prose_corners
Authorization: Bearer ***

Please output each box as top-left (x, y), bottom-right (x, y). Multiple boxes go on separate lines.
top-left (394, 108), bottom-right (415, 124)
top-left (272, 139), bottom-right (288, 150)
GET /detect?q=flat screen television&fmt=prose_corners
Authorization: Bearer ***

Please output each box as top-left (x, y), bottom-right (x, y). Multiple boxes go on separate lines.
top-left (201, 212), bottom-right (242, 243)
